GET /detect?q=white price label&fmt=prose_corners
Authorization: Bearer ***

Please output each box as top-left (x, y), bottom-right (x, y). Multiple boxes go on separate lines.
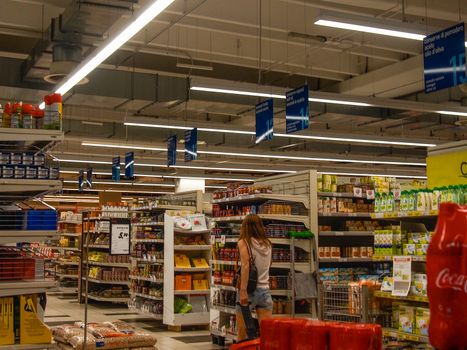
top-left (366, 189), bottom-right (375, 199)
top-left (210, 235), bottom-right (216, 245)
top-left (393, 189), bottom-right (401, 200)
top-left (110, 221), bottom-right (131, 255)
top-left (220, 235), bottom-right (226, 245)
top-left (335, 232), bottom-right (345, 236)
top-left (353, 187), bottom-right (363, 198)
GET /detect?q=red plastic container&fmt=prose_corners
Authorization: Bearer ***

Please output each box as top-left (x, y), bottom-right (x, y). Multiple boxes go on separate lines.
top-left (261, 318), bottom-right (306, 350)
top-left (291, 320), bottom-right (336, 350)
top-left (229, 339), bottom-right (260, 350)
top-left (329, 323), bottom-right (382, 350)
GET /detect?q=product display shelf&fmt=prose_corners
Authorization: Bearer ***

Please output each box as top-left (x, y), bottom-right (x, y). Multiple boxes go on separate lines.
top-left (372, 211), bottom-right (438, 220)
top-left (129, 275), bottom-right (164, 283)
top-left (0, 179), bottom-right (62, 205)
top-left (318, 191), bottom-right (370, 199)
top-left (210, 171), bottom-right (320, 346)
top-left (319, 212), bottom-right (373, 218)
top-left (383, 328), bottom-right (429, 343)
top-left (163, 213), bottom-right (211, 328)
top-left (132, 257), bottom-right (164, 264)
top-left (319, 230), bottom-right (374, 237)
top-left (0, 343), bottom-right (58, 350)
top-left (374, 291), bottom-right (429, 303)
top-left (0, 230), bottom-right (59, 244)
top-left (130, 292), bottom-right (163, 301)
top-left (0, 280), bottom-right (58, 297)
top-left (80, 210), bottom-right (131, 305)
top-left (132, 221), bottom-right (164, 227)
top-left (128, 306), bottom-right (163, 320)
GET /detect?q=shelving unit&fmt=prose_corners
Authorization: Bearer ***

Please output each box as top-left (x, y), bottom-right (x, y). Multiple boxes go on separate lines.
top-left (80, 209), bottom-right (131, 305)
top-left (163, 213), bottom-right (211, 329)
top-left (0, 128), bottom-right (63, 348)
top-left (210, 171), bottom-right (319, 345)
top-left (128, 191), bottom-right (204, 321)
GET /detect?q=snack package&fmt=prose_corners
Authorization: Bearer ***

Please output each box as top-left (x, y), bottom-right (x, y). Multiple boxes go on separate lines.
top-left (399, 305), bottom-right (415, 334)
top-left (415, 308), bottom-right (430, 336)
top-left (411, 274), bottom-right (427, 296)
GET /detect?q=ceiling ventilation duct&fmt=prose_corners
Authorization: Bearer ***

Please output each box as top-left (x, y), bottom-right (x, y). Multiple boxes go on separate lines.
top-left (44, 44), bottom-right (88, 85)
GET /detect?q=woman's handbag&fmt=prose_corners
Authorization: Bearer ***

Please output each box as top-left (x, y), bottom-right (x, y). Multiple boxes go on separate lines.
top-left (233, 241), bottom-right (258, 294)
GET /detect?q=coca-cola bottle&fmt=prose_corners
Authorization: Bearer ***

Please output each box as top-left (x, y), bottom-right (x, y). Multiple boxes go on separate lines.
top-left (427, 202), bottom-right (467, 350)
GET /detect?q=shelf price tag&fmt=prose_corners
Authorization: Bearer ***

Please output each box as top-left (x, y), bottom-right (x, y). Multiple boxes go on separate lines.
top-left (353, 187), bottom-right (363, 198)
top-left (110, 218), bottom-right (131, 255)
top-left (393, 189), bottom-right (401, 200)
top-left (220, 235), bottom-right (226, 245)
top-left (335, 232), bottom-right (345, 236)
top-left (366, 189), bottom-right (375, 199)
top-left (210, 235), bottom-right (216, 245)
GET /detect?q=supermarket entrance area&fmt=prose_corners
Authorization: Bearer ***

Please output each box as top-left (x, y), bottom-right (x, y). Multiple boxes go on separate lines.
top-left (45, 294), bottom-right (222, 350)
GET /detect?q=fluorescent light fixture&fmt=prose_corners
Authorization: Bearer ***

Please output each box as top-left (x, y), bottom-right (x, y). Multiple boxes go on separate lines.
top-left (82, 121), bottom-right (104, 126)
top-left (205, 185), bottom-right (228, 189)
top-left (318, 171), bottom-right (427, 179)
top-left (315, 19), bottom-right (425, 41)
top-left (176, 62), bottom-right (213, 71)
top-left (53, 0), bottom-right (174, 96)
top-left (163, 175), bottom-right (254, 182)
top-left (82, 142), bottom-right (166, 152)
top-left (309, 97), bottom-right (370, 107)
top-left (80, 141), bottom-right (426, 167)
top-left (62, 180), bottom-right (173, 187)
top-left (171, 164), bottom-right (295, 174)
top-left (63, 187), bottom-right (172, 194)
top-left (437, 110), bottom-right (467, 117)
top-left (124, 122), bottom-right (436, 147)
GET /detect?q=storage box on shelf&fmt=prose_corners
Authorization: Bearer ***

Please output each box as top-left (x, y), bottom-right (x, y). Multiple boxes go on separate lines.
top-left (0, 127), bottom-right (63, 348)
top-left (210, 171), bottom-right (319, 345)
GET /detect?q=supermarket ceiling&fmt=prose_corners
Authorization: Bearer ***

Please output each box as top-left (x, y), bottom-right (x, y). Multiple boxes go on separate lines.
top-left (1, 0), bottom-right (467, 195)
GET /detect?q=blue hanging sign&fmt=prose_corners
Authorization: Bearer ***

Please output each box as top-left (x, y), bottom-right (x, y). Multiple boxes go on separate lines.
top-left (78, 170), bottom-right (84, 192)
top-left (112, 156), bottom-right (120, 181)
top-left (184, 128), bottom-right (197, 162)
top-left (255, 98), bottom-right (274, 144)
top-left (167, 135), bottom-right (177, 166)
top-left (86, 168), bottom-right (93, 188)
top-left (424, 22), bottom-right (466, 93)
top-left (286, 85), bottom-right (309, 134)
top-left (125, 152), bottom-right (134, 179)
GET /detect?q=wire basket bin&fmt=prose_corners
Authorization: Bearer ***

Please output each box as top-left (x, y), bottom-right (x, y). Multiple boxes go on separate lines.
top-left (320, 283), bottom-right (370, 323)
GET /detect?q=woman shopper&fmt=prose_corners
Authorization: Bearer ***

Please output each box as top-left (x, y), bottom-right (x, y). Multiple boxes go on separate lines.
top-left (236, 214), bottom-right (273, 341)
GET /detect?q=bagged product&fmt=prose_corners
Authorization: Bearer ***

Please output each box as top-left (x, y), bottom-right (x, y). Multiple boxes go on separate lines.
top-left (427, 203), bottom-right (467, 349)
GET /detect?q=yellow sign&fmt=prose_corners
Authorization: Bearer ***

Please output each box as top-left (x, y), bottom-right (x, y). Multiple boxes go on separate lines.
top-left (20, 295), bottom-right (52, 344)
top-left (0, 297), bottom-right (14, 345)
top-left (427, 149), bottom-right (467, 188)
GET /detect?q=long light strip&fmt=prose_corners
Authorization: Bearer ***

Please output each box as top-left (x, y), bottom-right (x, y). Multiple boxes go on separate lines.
top-left (62, 180), bottom-right (174, 187)
top-left (81, 142), bottom-right (427, 167)
top-left (318, 171), bottom-right (427, 180)
top-left (53, 0), bottom-right (174, 98)
top-left (57, 159), bottom-right (293, 174)
top-left (62, 186), bottom-right (172, 194)
top-left (314, 19), bottom-right (467, 48)
top-left (124, 121), bottom-right (436, 147)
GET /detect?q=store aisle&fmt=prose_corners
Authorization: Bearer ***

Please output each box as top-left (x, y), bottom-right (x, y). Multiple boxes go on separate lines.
top-left (45, 294), bottom-right (224, 350)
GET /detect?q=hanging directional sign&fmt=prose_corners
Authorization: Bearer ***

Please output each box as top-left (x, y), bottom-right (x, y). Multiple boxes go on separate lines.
top-left (184, 128), bottom-right (198, 162)
top-left (255, 98), bottom-right (274, 144)
top-left (125, 152), bottom-right (134, 179)
top-left (78, 170), bottom-right (84, 193)
top-left (424, 22), bottom-right (466, 93)
top-left (86, 168), bottom-right (93, 188)
top-left (112, 156), bottom-right (120, 181)
top-left (167, 135), bottom-right (177, 166)
top-left (286, 85), bottom-right (309, 134)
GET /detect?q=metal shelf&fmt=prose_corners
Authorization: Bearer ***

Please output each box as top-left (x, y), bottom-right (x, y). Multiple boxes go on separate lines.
top-left (212, 193), bottom-right (309, 208)
top-left (82, 277), bottom-right (129, 285)
top-left (133, 238), bottom-right (164, 243)
top-left (383, 328), bottom-right (429, 343)
top-left (174, 229), bottom-right (211, 234)
top-left (58, 221), bottom-right (81, 225)
top-left (320, 257), bottom-right (373, 263)
top-left (211, 214), bottom-right (310, 226)
top-left (211, 260), bottom-right (236, 266)
top-left (174, 244), bottom-right (211, 251)
top-left (132, 257), bottom-right (164, 264)
top-left (174, 267), bottom-right (210, 272)
top-left (132, 205), bottom-right (197, 211)
top-left (211, 304), bottom-right (236, 314)
top-left (128, 306), bottom-right (163, 319)
top-left (129, 275), bottom-right (163, 283)
top-left (86, 261), bottom-right (130, 268)
top-left (319, 212), bottom-right (372, 218)
top-left (59, 232), bottom-right (81, 237)
top-left (58, 260), bottom-right (80, 266)
top-left (174, 290), bottom-right (210, 295)
top-left (58, 246), bottom-right (80, 252)
top-left (0, 179), bottom-right (62, 205)
top-left (372, 211), bottom-right (438, 220)
top-left (318, 191), bottom-right (369, 199)
top-left (132, 222), bottom-right (164, 227)
top-left (374, 291), bottom-right (428, 303)
top-left (0, 280), bottom-right (57, 297)
top-left (84, 294), bottom-right (128, 303)
top-left (319, 231), bottom-right (373, 237)
top-left (271, 261), bottom-right (311, 269)
top-left (130, 292), bottom-right (163, 301)
top-left (211, 284), bottom-right (237, 292)
top-left (0, 230), bottom-right (59, 244)
top-left (84, 244), bottom-right (109, 249)
top-left (214, 237), bottom-right (239, 243)
top-left (56, 273), bottom-right (79, 279)
top-left (372, 255), bottom-right (426, 262)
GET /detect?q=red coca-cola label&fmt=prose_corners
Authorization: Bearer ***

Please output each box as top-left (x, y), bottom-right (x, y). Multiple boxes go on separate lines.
top-left (435, 268), bottom-right (467, 293)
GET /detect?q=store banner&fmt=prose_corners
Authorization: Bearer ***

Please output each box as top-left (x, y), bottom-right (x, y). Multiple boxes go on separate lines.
top-left (427, 149), bottom-right (467, 188)
top-left (255, 98), bottom-right (274, 144)
top-left (184, 128), bottom-right (198, 162)
top-left (110, 218), bottom-right (131, 255)
top-left (286, 85), bottom-right (309, 134)
top-left (86, 168), bottom-right (93, 188)
top-left (78, 170), bottom-right (84, 192)
top-left (167, 135), bottom-right (177, 166)
top-left (125, 151), bottom-right (134, 179)
top-left (424, 22), bottom-right (466, 93)
top-left (112, 156), bottom-right (120, 181)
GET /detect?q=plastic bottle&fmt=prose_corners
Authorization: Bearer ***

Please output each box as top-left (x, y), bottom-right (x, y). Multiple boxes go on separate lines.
top-left (381, 193), bottom-right (387, 212)
top-left (50, 93), bottom-right (62, 130)
top-left (408, 190), bottom-right (415, 211)
top-left (22, 103), bottom-right (34, 129)
top-left (427, 203), bottom-right (467, 349)
top-left (2, 103), bottom-right (11, 128)
top-left (10, 102), bottom-right (22, 128)
top-left (43, 94), bottom-right (52, 129)
top-left (33, 106), bottom-right (44, 129)
top-left (400, 191), bottom-right (407, 212)
top-left (374, 193), bottom-right (381, 213)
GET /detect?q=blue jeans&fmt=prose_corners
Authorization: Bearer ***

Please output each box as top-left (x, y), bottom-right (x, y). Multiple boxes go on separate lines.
top-left (236, 288), bottom-right (273, 311)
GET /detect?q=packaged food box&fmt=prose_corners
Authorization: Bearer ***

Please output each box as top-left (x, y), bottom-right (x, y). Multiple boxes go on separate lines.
top-left (415, 308), bottom-right (430, 336)
top-left (411, 274), bottom-right (427, 296)
top-left (415, 244), bottom-right (428, 256)
top-left (403, 244), bottom-right (416, 255)
top-left (399, 305), bottom-right (415, 334)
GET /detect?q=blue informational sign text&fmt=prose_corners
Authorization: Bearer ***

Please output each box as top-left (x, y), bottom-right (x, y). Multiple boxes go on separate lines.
top-left (86, 168), bottom-right (93, 188)
top-left (286, 85), bottom-right (309, 134)
top-left (78, 170), bottom-right (84, 192)
top-left (184, 128), bottom-right (197, 162)
top-left (125, 152), bottom-right (134, 179)
top-left (255, 99), bottom-right (274, 144)
top-left (424, 22), bottom-right (466, 93)
top-left (112, 156), bottom-right (120, 181)
top-left (167, 135), bottom-right (177, 166)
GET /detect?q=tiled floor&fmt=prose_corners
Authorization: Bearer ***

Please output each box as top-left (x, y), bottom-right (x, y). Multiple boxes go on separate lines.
top-left (45, 294), bottom-right (226, 350)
